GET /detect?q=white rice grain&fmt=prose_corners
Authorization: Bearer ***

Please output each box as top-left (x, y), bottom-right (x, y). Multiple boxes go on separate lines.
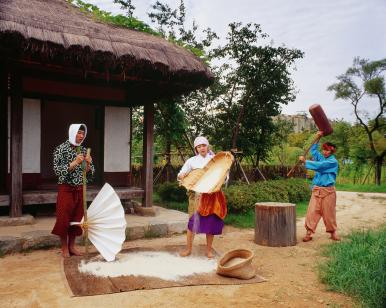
top-left (78, 251), bottom-right (217, 281)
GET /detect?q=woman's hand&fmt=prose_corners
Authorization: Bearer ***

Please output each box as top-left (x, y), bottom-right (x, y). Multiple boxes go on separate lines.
top-left (85, 154), bottom-right (92, 165)
top-left (85, 154), bottom-right (92, 172)
top-left (69, 154), bottom-right (83, 171)
top-left (178, 173), bottom-right (186, 180)
top-left (75, 154), bottom-right (84, 165)
top-left (298, 156), bottom-right (306, 163)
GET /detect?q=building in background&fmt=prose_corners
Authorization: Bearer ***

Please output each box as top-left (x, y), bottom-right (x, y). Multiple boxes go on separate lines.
top-left (274, 113), bottom-right (317, 133)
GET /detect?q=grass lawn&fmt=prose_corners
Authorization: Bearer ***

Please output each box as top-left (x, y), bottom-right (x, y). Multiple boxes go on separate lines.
top-left (318, 225), bottom-right (386, 308)
top-left (336, 183), bottom-right (386, 193)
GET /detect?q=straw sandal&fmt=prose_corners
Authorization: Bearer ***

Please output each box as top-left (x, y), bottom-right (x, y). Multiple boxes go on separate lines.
top-left (302, 232), bottom-right (313, 242)
top-left (330, 232), bottom-right (340, 241)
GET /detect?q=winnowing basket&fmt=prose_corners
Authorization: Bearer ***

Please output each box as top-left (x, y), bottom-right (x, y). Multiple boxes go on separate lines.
top-left (180, 151), bottom-right (234, 193)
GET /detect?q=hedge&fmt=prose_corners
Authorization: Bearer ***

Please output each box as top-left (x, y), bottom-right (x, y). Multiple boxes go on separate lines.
top-left (156, 182), bottom-right (187, 203)
top-left (224, 179), bottom-right (311, 214)
top-left (155, 179), bottom-right (311, 214)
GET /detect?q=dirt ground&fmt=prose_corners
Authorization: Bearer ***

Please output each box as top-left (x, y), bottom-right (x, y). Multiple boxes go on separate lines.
top-left (0, 191), bottom-right (385, 308)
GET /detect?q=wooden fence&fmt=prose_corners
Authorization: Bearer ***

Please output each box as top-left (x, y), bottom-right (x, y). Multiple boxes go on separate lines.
top-left (130, 164), bottom-right (307, 186)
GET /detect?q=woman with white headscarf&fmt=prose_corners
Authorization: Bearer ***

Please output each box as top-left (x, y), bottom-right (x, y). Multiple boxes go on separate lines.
top-left (178, 136), bottom-right (227, 258)
top-left (51, 124), bottom-right (95, 258)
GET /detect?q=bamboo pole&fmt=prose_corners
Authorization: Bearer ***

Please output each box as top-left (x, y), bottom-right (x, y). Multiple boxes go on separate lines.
top-left (83, 148), bottom-right (91, 256)
top-left (77, 147), bottom-right (91, 257)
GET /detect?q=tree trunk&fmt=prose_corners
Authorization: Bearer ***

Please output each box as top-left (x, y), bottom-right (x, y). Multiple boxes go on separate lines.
top-left (231, 104), bottom-right (245, 149)
top-left (255, 202), bottom-right (296, 247)
top-left (231, 90), bottom-right (253, 149)
top-left (166, 139), bottom-right (171, 182)
top-left (374, 156), bottom-right (383, 186)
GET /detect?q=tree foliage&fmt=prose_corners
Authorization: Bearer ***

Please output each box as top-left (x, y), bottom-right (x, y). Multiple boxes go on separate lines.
top-left (113, 0), bottom-right (135, 17)
top-left (323, 120), bottom-right (352, 162)
top-left (145, 1), bottom-right (219, 159)
top-left (328, 57), bottom-right (386, 184)
top-left (270, 119), bottom-right (295, 166)
top-left (68, 0), bottom-right (160, 35)
top-left (148, 0), bottom-right (218, 62)
top-left (71, 1), bottom-right (305, 171)
top-left (206, 23), bottom-right (304, 165)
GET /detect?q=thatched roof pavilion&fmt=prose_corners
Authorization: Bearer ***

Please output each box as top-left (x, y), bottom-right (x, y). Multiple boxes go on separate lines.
top-left (0, 0), bottom-right (213, 217)
top-left (0, 0), bottom-right (213, 95)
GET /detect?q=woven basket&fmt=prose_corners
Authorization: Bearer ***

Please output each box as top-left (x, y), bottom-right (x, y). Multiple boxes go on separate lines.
top-left (216, 249), bottom-right (256, 280)
top-left (180, 151), bottom-right (234, 193)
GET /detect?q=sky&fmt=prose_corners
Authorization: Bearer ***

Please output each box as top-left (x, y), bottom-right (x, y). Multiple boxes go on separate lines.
top-left (89, 0), bottom-right (386, 122)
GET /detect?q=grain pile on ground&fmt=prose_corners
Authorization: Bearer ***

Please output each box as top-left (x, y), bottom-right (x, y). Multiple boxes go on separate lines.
top-left (63, 245), bottom-right (265, 296)
top-left (79, 251), bottom-right (217, 281)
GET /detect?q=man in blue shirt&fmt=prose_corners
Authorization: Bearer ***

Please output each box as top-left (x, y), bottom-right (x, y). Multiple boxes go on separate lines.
top-left (299, 131), bottom-right (340, 242)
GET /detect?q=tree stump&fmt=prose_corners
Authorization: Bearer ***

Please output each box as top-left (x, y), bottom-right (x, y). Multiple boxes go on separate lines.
top-left (254, 202), bottom-right (296, 247)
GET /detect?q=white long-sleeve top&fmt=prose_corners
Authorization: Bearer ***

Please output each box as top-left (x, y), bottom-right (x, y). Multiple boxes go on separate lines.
top-left (178, 153), bottom-right (214, 177)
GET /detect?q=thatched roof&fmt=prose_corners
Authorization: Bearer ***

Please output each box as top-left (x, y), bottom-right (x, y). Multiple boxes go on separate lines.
top-left (0, 0), bottom-right (213, 87)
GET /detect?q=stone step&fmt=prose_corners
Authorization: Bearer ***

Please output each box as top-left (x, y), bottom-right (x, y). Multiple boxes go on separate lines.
top-left (0, 221), bottom-right (187, 256)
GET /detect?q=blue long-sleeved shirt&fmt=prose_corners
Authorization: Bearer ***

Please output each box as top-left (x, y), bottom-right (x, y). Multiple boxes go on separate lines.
top-left (305, 143), bottom-right (338, 187)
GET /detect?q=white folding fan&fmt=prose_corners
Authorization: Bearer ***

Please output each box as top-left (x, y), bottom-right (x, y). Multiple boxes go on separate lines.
top-left (71, 183), bottom-right (126, 262)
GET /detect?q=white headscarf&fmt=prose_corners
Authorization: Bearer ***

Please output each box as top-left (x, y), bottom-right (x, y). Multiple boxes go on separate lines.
top-left (194, 136), bottom-right (210, 155)
top-left (194, 136), bottom-right (209, 149)
top-left (68, 124), bottom-right (87, 146)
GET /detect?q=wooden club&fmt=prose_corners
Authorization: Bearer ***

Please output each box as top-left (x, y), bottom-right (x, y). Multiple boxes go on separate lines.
top-left (287, 104), bottom-right (333, 177)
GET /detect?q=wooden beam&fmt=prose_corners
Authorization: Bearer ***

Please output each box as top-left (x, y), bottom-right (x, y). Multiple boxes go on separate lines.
top-left (10, 70), bottom-right (23, 217)
top-left (14, 58), bottom-right (208, 90)
top-left (0, 64), bottom-right (7, 193)
top-left (142, 103), bottom-right (154, 208)
top-left (22, 77), bottom-right (127, 102)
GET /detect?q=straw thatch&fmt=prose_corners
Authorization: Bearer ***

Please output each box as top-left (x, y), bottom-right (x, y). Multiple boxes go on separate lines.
top-left (0, 0), bottom-right (213, 87)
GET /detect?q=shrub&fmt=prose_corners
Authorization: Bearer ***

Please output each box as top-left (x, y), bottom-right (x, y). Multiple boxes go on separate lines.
top-left (156, 182), bottom-right (187, 203)
top-left (224, 179), bottom-right (311, 214)
top-left (275, 179), bottom-right (311, 203)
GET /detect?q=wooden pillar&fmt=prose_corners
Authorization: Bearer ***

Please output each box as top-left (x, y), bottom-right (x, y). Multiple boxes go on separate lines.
top-left (129, 107), bottom-right (133, 186)
top-left (0, 64), bottom-right (7, 193)
top-left (255, 202), bottom-right (296, 247)
top-left (9, 70), bottom-right (23, 217)
top-left (142, 102), bottom-right (154, 208)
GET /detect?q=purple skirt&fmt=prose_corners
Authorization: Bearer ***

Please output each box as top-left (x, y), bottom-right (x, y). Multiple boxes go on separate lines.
top-left (188, 212), bottom-right (224, 235)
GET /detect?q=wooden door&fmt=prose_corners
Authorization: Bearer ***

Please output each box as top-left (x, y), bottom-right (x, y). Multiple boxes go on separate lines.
top-left (40, 100), bottom-right (104, 187)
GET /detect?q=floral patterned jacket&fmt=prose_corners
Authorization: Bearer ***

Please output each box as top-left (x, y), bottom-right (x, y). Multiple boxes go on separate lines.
top-left (53, 140), bottom-right (95, 185)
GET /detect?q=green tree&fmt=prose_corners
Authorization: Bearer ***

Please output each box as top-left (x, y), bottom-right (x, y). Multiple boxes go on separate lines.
top-left (148, 0), bottom-right (217, 60)
top-left (287, 131), bottom-right (310, 148)
top-left (209, 23), bottom-right (304, 166)
top-left (148, 0), bottom-right (218, 148)
top-left (69, 0), bottom-right (159, 35)
top-left (113, 0), bottom-right (135, 17)
top-left (270, 119), bottom-right (295, 166)
top-left (328, 57), bottom-right (386, 185)
top-left (324, 120), bottom-right (352, 162)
